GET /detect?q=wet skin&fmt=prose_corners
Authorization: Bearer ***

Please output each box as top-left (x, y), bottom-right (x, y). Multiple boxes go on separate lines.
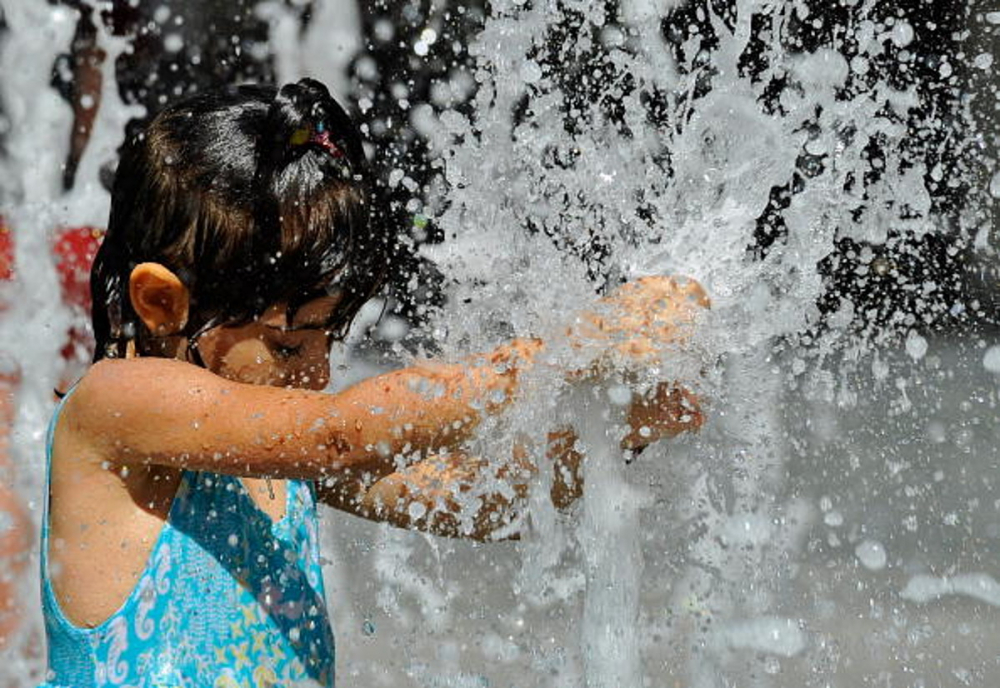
top-left (48, 296), bottom-right (342, 627)
top-left (49, 269), bottom-right (707, 627)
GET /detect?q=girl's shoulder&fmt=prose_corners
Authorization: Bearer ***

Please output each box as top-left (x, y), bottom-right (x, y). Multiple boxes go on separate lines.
top-left (59, 357), bottom-right (228, 460)
top-left (67, 357), bottom-right (232, 420)
top-left (77, 356), bottom-right (215, 392)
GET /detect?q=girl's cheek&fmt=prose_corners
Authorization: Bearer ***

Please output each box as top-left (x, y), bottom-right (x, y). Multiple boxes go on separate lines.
top-left (219, 339), bottom-right (275, 384)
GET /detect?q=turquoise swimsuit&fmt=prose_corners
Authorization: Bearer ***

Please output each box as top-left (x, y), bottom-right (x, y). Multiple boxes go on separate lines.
top-left (39, 394), bottom-right (336, 687)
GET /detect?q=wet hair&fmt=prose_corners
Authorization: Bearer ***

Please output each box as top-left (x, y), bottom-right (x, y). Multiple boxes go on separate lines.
top-left (91, 78), bottom-right (389, 361)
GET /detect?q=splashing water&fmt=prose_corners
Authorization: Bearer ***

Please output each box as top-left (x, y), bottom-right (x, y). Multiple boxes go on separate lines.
top-left (422, 0), bottom-right (997, 685)
top-left (573, 383), bottom-right (648, 688)
top-left (1, 0), bottom-right (998, 686)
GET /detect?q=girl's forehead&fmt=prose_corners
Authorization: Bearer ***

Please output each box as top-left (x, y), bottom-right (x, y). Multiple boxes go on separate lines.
top-left (259, 293), bottom-right (345, 330)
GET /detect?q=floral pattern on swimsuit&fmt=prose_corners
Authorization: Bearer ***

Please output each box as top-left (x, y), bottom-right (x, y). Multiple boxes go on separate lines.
top-left (39, 398), bottom-right (335, 688)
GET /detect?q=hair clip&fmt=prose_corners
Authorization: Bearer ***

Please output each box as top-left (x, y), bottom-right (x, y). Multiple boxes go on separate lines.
top-left (290, 122), bottom-right (343, 159)
top-left (309, 129), bottom-right (344, 159)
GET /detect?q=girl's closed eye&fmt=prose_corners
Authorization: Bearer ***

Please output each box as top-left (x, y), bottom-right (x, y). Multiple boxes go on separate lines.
top-left (275, 343), bottom-right (303, 359)
top-left (268, 334), bottom-right (305, 359)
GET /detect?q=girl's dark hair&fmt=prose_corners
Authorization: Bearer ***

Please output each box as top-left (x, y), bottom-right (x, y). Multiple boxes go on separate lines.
top-left (91, 78), bottom-right (389, 361)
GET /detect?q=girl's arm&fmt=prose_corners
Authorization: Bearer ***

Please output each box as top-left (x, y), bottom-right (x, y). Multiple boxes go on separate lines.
top-left (317, 381), bottom-right (703, 541)
top-left (63, 338), bottom-right (543, 480)
top-left (316, 429), bottom-right (584, 541)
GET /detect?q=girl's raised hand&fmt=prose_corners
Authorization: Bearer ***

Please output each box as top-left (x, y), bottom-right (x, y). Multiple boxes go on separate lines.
top-left (570, 275), bottom-right (710, 370)
top-left (568, 275), bottom-right (710, 448)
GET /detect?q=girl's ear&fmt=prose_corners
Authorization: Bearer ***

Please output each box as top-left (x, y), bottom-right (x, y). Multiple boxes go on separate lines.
top-left (129, 262), bottom-right (190, 336)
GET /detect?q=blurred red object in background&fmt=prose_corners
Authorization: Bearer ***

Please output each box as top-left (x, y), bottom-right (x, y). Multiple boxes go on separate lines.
top-left (0, 217), bottom-right (12, 283)
top-left (54, 226), bottom-right (104, 363)
top-left (53, 225), bottom-right (103, 311)
top-left (0, 217), bottom-right (104, 363)
top-left (0, 217), bottom-right (103, 308)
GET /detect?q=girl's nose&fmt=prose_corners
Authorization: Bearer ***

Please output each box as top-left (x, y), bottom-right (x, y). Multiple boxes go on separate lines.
top-left (287, 344), bottom-right (330, 391)
top-left (305, 362), bottom-right (330, 391)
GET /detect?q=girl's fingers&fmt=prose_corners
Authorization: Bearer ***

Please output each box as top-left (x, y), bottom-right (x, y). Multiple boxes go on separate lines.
top-left (621, 383), bottom-right (703, 449)
top-left (568, 274), bottom-right (711, 378)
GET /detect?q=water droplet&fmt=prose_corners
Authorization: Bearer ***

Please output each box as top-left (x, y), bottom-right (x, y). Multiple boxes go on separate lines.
top-left (905, 332), bottom-right (928, 361)
top-left (420, 28), bottom-right (438, 45)
top-left (521, 60), bottom-right (543, 84)
top-left (362, 619), bottom-right (376, 636)
top-left (989, 172), bottom-right (1000, 199)
top-left (983, 345), bottom-right (1000, 373)
top-left (408, 501), bottom-right (427, 521)
top-left (163, 34), bottom-right (184, 53)
top-left (823, 510), bottom-right (843, 527)
top-left (374, 19), bottom-right (394, 42)
top-left (890, 21), bottom-right (913, 48)
top-left (855, 539), bottom-right (887, 571)
top-left (606, 384), bottom-right (631, 406)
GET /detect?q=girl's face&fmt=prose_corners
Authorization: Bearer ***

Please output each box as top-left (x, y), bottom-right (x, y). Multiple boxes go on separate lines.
top-left (193, 295), bottom-right (343, 390)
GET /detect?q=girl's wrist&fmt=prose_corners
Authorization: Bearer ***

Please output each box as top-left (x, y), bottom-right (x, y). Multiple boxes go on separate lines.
top-left (482, 337), bottom-right (544, 412)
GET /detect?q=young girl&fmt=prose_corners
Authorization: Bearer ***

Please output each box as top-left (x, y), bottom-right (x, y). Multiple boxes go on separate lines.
top-left (41, 78), bottom-right (708, 687)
